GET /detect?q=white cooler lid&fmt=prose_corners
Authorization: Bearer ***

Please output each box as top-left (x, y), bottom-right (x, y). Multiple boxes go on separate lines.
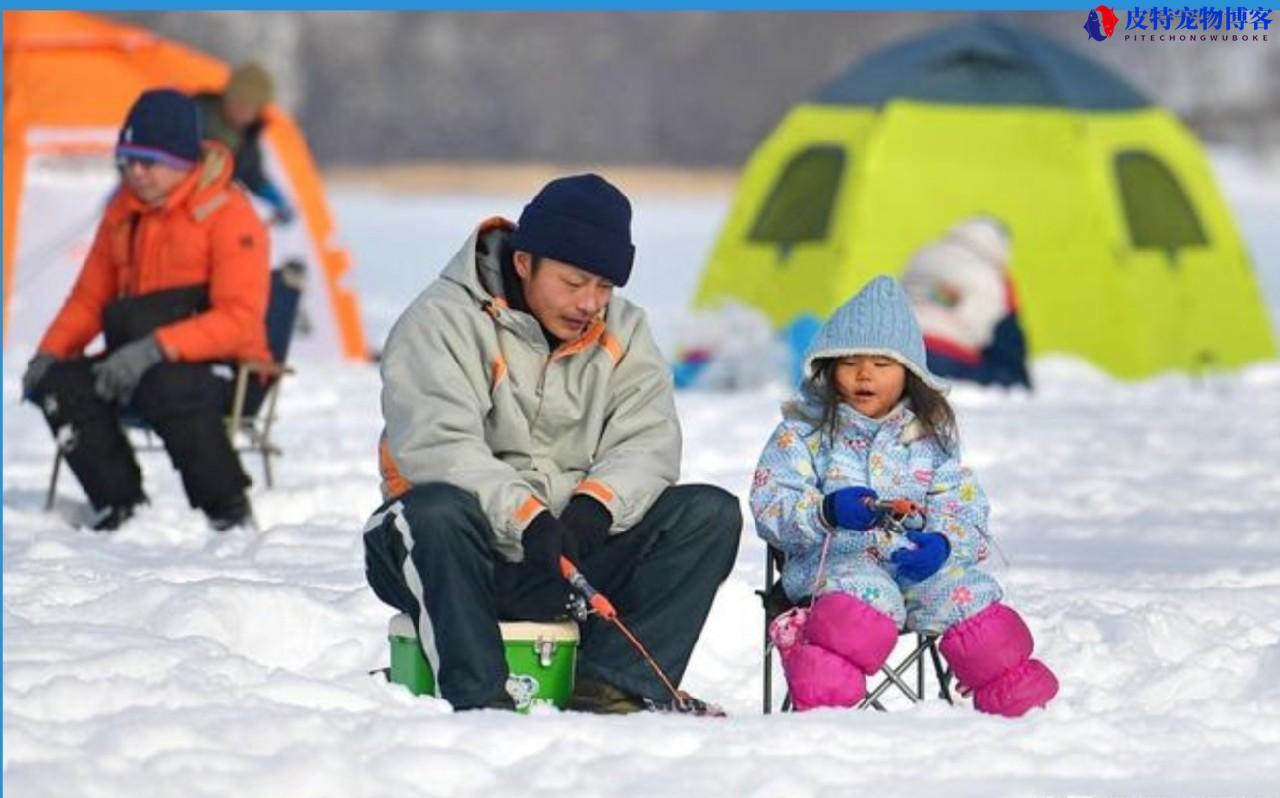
top-left (388, 612), bottom-right (416, 638)
top-left (389, 613), bottom-right (578, 643)
top-left (499, 620), bottom-right (579, 643)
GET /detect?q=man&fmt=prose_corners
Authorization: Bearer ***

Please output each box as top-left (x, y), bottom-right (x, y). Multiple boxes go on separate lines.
top-left (364, 174), bottom-right (742, 713)
top-left (193, 63), bottom-right (293, 225)
top-left (22, 89), bottom-right (270, 532)
top-left (901, 215), bottom-right (1032, 389)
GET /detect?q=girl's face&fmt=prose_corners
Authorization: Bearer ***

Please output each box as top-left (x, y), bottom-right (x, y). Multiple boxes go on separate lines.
top-left (833, 355), bottom-right (906, 419)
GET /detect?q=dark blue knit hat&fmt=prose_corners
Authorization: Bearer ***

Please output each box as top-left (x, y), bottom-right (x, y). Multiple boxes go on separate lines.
top-left (510, 173), bottom-right (635, 287)
top-left (116, 89), bottom-right (202, 170)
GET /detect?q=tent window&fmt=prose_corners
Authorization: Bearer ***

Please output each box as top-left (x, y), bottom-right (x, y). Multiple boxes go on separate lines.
top-left (1114, 152), bottom-right (1207, 249)
top-left (749, 145), bottom-right (846, 245)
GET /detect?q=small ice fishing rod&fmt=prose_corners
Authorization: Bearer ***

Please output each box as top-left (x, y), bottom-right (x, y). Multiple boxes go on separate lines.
top-left (870, 497), bottom-right (927, 533)
top-left (559, 556), bottom-right (700, 713)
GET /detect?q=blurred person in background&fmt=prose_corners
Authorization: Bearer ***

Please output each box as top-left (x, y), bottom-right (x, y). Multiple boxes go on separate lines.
top-left (194, 62), bottom-right (295, 226)
top-left (901, 216), bottom-right (1032, 389)
top-left (22, 89), bottom-right (269, 533)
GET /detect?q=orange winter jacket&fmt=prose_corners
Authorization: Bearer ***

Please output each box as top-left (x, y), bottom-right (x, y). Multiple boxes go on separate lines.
top-left (38, 142), bottom-right (271, 364)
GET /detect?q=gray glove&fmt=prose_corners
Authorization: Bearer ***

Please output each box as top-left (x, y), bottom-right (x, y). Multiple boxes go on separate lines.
top-left (22, 353), bottom-right (57, 401)
top-left (92, 336), bottom-right (164, 404)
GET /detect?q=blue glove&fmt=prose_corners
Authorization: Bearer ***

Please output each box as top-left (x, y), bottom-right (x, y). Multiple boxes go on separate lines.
top-left (822, 486), bottom-right (879, 531)
top-left (890, 531), bottom-right (951, 582)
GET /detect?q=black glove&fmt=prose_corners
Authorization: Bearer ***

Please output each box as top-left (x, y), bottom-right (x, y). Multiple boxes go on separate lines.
top-left (22, 353), bottom-right (57, 401)
top-left (91, 335), bottom-right (164, 404)
top-left (560, 495), bottom-right (612, 560)
top-left (521, 511), bottom-right (576, 577)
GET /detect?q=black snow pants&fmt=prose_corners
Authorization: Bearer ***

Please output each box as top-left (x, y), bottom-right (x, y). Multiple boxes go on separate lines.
top-left (32, 359), bottom-right (251, 515)
top-left (363, 481), bottom-right (742, 709)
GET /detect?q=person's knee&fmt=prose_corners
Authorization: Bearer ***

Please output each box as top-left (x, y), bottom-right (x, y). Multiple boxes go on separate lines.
top-left (363, 524), bottom-right (418, 614)
top-left (669, 484), bottom-right (740, 524)
top-left (395, 482), bottom-right (490, 555)
top-left (829, 567), bottom-right (906, 627)
top-left (671, 484), bottom-right (743, 564)
top-left (36, 360), bottom-right (94, 402)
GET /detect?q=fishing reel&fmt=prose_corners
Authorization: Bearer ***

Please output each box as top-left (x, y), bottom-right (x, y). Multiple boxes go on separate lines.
top-left (566, 592), bottom-right (593, 623)
top-left (871, 497), bottom-right (927, 534)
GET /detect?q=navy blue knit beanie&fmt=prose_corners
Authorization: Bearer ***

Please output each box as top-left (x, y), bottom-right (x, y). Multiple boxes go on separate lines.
top-left (116, 89), bottom-right (202, 169)
top-left (510, 173), bottom-right (635, 287)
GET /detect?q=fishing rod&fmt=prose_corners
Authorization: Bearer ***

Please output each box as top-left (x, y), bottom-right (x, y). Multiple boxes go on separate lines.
top-left (559, 556), bottom-right (720, 716)
top-left (870, 497), bottom-right (927, 533)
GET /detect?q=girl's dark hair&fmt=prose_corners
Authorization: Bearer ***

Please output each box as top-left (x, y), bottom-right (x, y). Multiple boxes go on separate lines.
top-left (811, 358), bottom-right (958, 453)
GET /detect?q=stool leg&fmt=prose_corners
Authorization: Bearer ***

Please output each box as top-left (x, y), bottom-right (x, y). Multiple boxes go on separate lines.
top-left (45, 449), bottom-right (62, 511)
top-left (928, 638), bottom-right (955, 704)
top-left (917, 634), bottom-right (926, 700)
top-left (860, 636), bottom-right (930, 709)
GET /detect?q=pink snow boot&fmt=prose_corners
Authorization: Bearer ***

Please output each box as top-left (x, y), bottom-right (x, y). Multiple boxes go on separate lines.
top-left (939, 603), bottom-right (1059, 717)
top-left (770, 593), bottom-right (899, 711)
top-left (806, 592), bottom-right (900, 674)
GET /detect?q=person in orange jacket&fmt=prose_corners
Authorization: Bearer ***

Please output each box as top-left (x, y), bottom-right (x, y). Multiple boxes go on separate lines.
top-left (21, 89), bottom-right (270, 532)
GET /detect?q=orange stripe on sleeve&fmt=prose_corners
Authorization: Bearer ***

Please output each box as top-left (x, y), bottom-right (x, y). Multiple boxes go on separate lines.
top-left (576, 479), bottom-right (616, 505)
top-left (378, 433), bottom-right (411, 500)
top-left (515, 495), bottom-right (545, 526)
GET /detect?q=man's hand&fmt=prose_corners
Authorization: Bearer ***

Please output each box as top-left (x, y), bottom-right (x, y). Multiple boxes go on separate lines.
top-left (521, 511), bottom-right (577, 577)
top-left (91, 335), bottom-right (164, 404)
top-left (560, 495), bottom-right (612, 560)
top-left (822, 485), bottom-right (880, 531)
top-left (21, 353), bottom-right (57, 401)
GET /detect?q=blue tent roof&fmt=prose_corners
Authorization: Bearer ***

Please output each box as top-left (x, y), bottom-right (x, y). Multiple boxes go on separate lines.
top-left (814, 21), bottom-right (1151, 111)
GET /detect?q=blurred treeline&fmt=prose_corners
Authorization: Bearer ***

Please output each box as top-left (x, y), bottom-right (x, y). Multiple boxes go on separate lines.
top-left (115, 11), bottom-right (1280, 168)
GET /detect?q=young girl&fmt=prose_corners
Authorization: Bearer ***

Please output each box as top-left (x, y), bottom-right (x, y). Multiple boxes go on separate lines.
top-left (750, 276), bottom-right (1058, 716)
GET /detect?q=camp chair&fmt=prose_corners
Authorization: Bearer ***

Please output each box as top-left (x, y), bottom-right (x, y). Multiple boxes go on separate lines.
top-left (44, 262), bottom-right (303, 510)
top-left (760, 545), bottom-right (955, 713)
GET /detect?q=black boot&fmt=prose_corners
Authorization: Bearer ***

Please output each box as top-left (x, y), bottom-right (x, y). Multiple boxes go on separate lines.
top-left (568, 677), bottom-right (725, 716)
top-left (207, 493), bottom-right (254, 532)
top-left (87, 500), bottom-right (142, 533)
top-left (567, 677), bottom-right (647, 715)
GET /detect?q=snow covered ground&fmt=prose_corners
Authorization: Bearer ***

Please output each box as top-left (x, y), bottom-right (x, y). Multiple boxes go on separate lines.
top-left (5, 153), bottom-right (1280, 797)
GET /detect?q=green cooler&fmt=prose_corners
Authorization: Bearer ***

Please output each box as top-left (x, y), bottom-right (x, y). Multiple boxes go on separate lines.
top-left (387, 613), bottom-right (579, 712)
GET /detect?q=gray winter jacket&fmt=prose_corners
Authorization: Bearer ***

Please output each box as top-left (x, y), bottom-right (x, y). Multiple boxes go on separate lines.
top-left (378, 219), bottom-right (681, 562)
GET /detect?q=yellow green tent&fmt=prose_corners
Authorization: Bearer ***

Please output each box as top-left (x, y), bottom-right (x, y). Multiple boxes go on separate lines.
top-left (695, 21), bottom-right (1275, 378)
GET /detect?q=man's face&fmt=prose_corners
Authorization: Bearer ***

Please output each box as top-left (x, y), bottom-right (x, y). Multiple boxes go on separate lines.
top-left (513, 251), bottom-right (614, 342)
top-left (222, 98), bottom-right (261, 130)
top-left (120, 158), bottom-right (191, 205)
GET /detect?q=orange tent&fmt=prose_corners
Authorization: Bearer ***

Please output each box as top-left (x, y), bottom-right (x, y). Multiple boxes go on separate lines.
top-left (3, 10), bottom-right (367, 359)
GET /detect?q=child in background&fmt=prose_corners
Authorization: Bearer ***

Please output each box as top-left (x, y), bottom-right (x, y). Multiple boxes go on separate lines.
top-left (901, 215), bottom-right (1031, 389)
top-left (750, 276), bottom-right (1057, 716)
